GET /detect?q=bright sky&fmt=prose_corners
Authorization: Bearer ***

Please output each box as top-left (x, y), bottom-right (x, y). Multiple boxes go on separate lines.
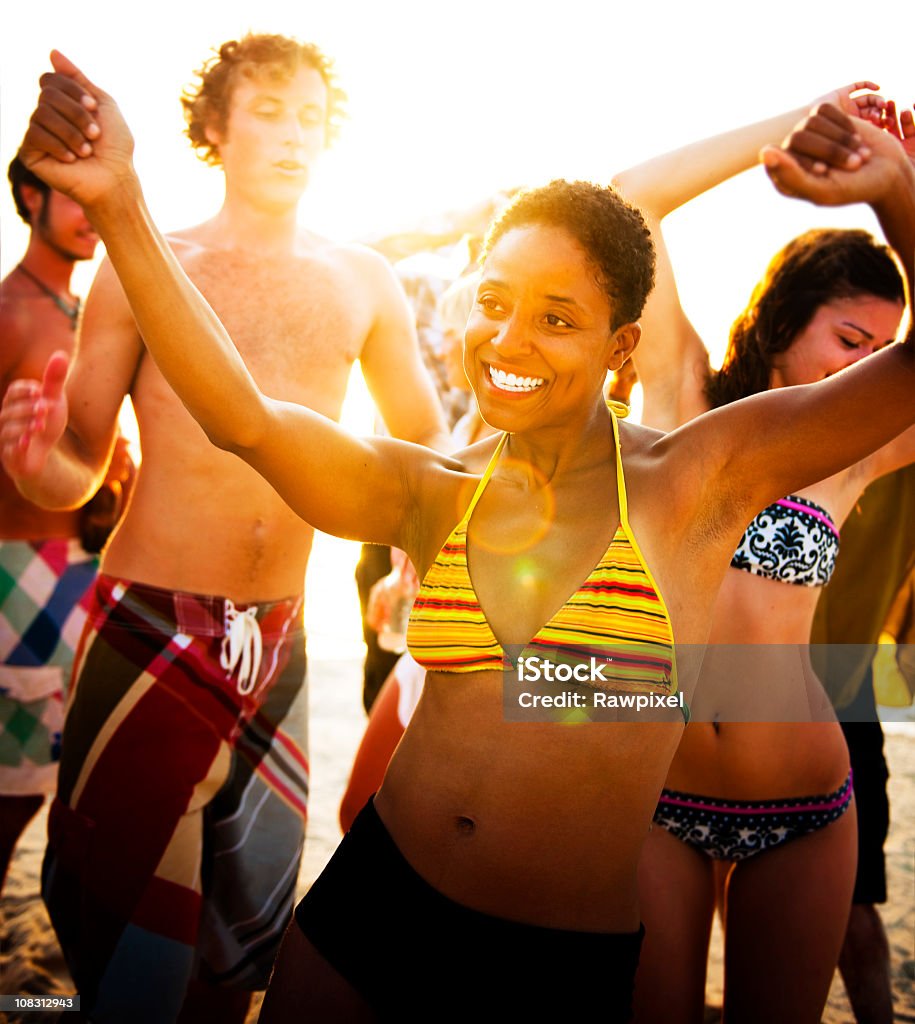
top-left (2, 0), bottom-right (912, 362)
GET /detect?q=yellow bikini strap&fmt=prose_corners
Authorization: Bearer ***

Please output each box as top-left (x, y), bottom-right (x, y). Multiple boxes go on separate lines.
top-left (609, 408), bottom-right (629, 529)
top-left (459, 432), bottom-right (510, 525)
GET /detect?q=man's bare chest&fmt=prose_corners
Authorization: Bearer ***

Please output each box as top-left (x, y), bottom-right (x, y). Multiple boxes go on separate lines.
top-left (181, 251), bottom-right (370, 389)
top-left (1, 299), bottom-right (75, 389)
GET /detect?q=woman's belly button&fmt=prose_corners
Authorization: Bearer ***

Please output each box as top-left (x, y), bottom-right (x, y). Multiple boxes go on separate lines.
top-left (454, 815), bottom-right (476, 836)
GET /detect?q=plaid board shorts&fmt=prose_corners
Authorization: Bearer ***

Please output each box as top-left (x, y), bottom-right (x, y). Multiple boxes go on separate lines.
top-left (42, 574), bottom-right (310, 1021)
top-left (0, 538), bottom-right (98, 795)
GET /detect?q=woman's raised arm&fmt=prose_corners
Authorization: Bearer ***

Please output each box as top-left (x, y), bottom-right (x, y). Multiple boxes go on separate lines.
top-left (612, 84), bottom-right (884, 430)
top-left (672, 104), bottom-right (915, 525)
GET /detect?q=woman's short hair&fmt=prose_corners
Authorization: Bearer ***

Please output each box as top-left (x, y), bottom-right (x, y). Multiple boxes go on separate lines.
top-left (182, 33), bottom-right (347, 166)
top-left (482, 179), bottom-right (656, 330)
top-left (708, 228), bottom-right (904, 407)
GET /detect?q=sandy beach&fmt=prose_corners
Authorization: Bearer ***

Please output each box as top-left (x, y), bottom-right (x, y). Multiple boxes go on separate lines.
top-left (1, 533), bottom-right (913, 1022)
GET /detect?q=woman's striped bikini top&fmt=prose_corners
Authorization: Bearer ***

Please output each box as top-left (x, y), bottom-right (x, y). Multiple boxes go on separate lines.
top-left (406, 410), bottom-right (679, 703)
top-left (730, 494), bottom-right (840, 587)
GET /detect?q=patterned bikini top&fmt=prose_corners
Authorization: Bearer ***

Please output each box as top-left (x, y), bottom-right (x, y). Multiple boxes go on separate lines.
top-left (406, 410), bottom-right (679, 702)
top-left (730, 494), bottom-right (840, 587)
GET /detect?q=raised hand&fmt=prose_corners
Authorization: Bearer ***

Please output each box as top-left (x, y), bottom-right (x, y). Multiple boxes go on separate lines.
top-left (761, 103), bottom-right (910, 208)
top-left (901, 106), bottom-right (915, 144)
top-left (0, 352), bottom-right (71, 483)
top-left (19, 51), bottom-right (137, 211)
top-left (814, 81), bottom-right (886, 125)
top-left (883, 99), bottom-right (915, 168)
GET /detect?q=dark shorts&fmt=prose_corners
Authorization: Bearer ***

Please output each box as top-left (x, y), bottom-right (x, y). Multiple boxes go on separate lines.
top-left (295, 798), bottom-right (644, 1021)
top-left (840, 672), bottom-right (889, 904)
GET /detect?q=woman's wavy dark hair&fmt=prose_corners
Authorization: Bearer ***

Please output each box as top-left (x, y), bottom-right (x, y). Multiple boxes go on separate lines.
top-left (706, 228), bottom-right (904, 408)
top-left (182, 33), bottom-right (347, 166)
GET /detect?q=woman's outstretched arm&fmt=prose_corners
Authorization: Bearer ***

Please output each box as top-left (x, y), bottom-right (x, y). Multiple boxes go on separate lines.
top-left (8, 52), bottom-right (440, 553)
top-left (612, 84), bottom-right (884, 430)
top-left (669, 105), bottom-right (915, 529)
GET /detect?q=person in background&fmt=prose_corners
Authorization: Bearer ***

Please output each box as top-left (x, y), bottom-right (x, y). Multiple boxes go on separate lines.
top-left (0, 37), bottom-right (449, 1023)
top-left (875, 562), bottom-right (915, 708)
top-left (0, 156), bottom-right (133, 893)
top-left (811, 462), bottom-right (915, 1024)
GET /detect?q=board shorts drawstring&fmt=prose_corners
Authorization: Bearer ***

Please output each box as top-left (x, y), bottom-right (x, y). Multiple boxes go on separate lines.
top-left (221, 600), bottom-right (263, 695)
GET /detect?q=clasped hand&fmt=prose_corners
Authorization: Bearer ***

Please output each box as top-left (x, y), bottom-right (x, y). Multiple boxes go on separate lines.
top-left (764, 92), bottom-right (915, 207)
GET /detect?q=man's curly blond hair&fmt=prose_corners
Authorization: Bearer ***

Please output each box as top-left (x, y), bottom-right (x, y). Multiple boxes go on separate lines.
top-left (181, 33), bottom-right (347, 166)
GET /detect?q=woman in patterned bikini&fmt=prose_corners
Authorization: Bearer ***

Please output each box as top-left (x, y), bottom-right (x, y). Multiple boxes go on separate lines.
top-left (5, 58), bottom-right (915, 1022)
top-left (613, 87), bottom-right (915, 1021)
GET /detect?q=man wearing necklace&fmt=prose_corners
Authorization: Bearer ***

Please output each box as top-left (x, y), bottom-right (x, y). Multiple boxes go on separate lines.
top-left (0, 157), bottom-right (133, 893)
top-left (1, 35), bottom-right (449, 1023)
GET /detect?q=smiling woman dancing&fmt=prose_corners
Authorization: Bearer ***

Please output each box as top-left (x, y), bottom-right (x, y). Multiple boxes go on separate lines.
top-left (3, 56), bottom-right (915, 1023)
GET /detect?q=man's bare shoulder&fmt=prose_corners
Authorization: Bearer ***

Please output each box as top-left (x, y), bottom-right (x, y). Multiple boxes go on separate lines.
top-left (163, 223), bottom-right (393, 289)
top-left (158, 224), bottom-right (214, 265)
top-left (0, 270), bottom-right (39, 312)
top-left (0, 275), bottom-right (73, 386)
top-left (298, 233), bottom-right (396, 288)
